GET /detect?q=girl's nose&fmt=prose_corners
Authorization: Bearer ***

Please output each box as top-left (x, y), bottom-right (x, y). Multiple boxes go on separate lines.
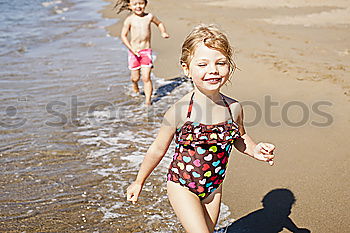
top-left (208, 63), bottom-right (218, 74)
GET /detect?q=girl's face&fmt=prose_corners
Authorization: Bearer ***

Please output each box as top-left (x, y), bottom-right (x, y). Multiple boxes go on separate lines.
top-left (129, 0), bottom-right (146, 16)
top-left (183, 43), bottom-right (230, 93)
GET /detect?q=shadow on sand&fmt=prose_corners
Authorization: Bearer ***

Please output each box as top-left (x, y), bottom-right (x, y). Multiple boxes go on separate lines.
top-left (217, 188), bottom-right (311, 233)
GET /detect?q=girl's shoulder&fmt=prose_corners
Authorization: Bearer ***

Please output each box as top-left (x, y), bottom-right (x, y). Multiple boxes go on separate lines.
top-left (174, 92), bottom-right (194, 114)
top-left (174, 91), bottom-right (193, 105)
top-left (124, 14), bottom-right (135, 23)
top-left (163, 92), bottom-right (193, 128)
top-left (220, 93), bottom-right (242, 117)
top-left (170, 91), bottom-right (193, 116)
top-left (141, 12), bottom-right (153, 20)
top-left (221, 93), bottom-right (240, 106)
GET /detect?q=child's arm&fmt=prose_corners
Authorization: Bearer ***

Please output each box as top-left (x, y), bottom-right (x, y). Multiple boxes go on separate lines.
top-left (120, 17), bottom-right (139, 56)
top-left (126, 107), bottom-right (177, 204)
top-left (151, 15), bottom-right (170, 38)
top-left (233, 104), bottom-right (275, 165)
top-left (284, 217), bottom-right (311, 233)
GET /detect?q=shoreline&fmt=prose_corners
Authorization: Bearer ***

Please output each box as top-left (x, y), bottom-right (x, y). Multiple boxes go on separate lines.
top-left (101, 0), bottom-right (350, 232)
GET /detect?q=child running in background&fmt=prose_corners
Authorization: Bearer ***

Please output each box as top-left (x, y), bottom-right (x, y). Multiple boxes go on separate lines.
top-left (114, 0), bottom-right (169, 105)
top-left (126, 24), bottom-right (275, 232)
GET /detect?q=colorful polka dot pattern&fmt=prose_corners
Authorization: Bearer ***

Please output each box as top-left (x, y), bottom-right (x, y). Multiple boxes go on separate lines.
top-left (167, 120), bottom-right (240, 200)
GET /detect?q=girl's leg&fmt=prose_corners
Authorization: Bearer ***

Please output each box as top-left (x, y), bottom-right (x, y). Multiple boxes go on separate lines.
top-left (140, 67), bottom-right (152, 105)
top-left (167, 181), bottom-right (211, 233)
top-left (202, 185), bottom-right (223, 232)
top-left (130, 69), bottom-right (140, 93)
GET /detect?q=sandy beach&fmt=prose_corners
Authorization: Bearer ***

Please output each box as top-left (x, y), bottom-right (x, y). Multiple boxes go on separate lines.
top-left (102, 0), bottom-right (350, 232)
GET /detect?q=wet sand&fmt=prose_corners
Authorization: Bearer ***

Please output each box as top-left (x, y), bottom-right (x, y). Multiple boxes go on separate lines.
top-left (102, 0), bottom-right (350, 232)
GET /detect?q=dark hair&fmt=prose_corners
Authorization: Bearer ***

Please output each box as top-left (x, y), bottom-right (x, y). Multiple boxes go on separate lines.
top-left (113, 0), bottom-right (148, 14)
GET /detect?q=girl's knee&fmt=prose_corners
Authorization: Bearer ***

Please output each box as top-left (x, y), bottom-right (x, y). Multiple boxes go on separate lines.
top-left (131, 75), bottom-right (140, 82)
top-left (130, 70), bottom-right (140, 82)
top-left (141, 75), bottom-right (151, 83)
top-left (140, 68), bottom-right (152, 82)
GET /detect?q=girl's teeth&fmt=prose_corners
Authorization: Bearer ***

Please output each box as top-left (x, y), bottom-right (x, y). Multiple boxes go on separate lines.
top-left (207, 78), bottom-right (220, 83)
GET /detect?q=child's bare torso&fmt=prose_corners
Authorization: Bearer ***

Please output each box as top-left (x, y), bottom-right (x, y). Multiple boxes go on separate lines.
top-left (128, 13), bottom-right (153, 51)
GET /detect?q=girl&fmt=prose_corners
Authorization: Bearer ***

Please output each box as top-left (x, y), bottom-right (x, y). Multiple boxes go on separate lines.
top-left (126, 24), bottom-right (275, 233)
top-left (114, 0), bottom-right (169, 105)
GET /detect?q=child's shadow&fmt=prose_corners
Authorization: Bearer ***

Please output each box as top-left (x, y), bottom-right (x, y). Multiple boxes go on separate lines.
top-left (224, 188), bottom-right (311, 233)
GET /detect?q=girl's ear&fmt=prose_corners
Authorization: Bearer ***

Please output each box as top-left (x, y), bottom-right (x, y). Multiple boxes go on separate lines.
top-left (181, 63), bottom-right (190, 77)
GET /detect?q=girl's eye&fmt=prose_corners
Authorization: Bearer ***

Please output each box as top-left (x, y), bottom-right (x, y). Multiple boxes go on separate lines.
top-left (198, 64), bottom-right (207, 67)
top-left (217, 62), bottom-right (227, 65)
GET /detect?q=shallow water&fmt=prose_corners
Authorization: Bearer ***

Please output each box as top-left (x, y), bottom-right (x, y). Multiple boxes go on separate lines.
top-left (0, 0), bottom-right (233, 231)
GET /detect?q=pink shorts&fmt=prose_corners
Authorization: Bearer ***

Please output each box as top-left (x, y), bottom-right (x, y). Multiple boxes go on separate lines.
top-left (128, 48), bottom-right (153, 70)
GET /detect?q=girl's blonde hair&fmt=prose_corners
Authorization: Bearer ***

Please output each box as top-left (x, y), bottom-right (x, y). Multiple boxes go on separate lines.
top-left (113, 0), bottom-right (148, 14)
top-left (180, 24), bottom-right (236, 75)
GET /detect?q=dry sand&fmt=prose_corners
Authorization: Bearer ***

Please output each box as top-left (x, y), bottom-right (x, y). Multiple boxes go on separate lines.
top-left (102, 0), bottom-right (350, 232)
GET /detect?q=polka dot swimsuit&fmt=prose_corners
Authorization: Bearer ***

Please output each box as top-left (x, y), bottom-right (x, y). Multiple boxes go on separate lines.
top-left (167, 93), bottom-right (241, 200)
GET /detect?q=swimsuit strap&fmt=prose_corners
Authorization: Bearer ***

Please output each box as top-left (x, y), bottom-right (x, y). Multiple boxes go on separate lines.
top-left (186, 92), bottom-right (195, 119)
top-left (220, 94), bottom-right (234, 122)
top-left (186, 92), bottom-right (234, 122)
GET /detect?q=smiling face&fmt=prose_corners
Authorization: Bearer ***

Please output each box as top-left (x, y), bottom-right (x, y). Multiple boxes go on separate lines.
top-left (183, 43), bottom-right (230, 93)
top-left (128, 0), bottom-right (147, 16)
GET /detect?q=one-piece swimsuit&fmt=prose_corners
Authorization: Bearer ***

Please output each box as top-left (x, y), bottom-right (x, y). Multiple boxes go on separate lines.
top-left (167, 92), bottom-right (241, 200)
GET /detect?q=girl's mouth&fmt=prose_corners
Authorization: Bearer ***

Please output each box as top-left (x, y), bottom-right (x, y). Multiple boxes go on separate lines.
top-left (204, 78), bottom-right (221, 84)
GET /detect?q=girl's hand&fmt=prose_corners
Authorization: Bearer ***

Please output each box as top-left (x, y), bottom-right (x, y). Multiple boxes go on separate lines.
top-left (132, 50), bottom-right (140, 57)
top-left (253, 142), bottom-right (275, 166)
top-left (126, 182), bottom-right (143, 204)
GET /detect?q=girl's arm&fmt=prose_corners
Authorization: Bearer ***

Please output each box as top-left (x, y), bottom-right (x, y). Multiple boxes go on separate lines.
top-left (233, 104), bottom-right (275, 165)
top-left (151, 15), bottom-right (169, 38)
top-left (120, 17), bottom-right (139, 56)
top-left (126, 108), bottom-right (177, 203)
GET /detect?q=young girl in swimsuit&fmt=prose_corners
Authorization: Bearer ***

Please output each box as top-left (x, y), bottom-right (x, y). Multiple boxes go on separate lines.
top-left (126, 24), bottom-right (275, 233)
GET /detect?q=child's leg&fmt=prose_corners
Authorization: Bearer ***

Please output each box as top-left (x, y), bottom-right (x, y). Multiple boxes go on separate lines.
top-left (167, 181), bottom-right (211, 233)
top-left (140, 67), bottom-right (152, 105)
top-left (202, 186), bottom-right (223, 232)
top-left (130, 69), bottom-right (140, 93)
